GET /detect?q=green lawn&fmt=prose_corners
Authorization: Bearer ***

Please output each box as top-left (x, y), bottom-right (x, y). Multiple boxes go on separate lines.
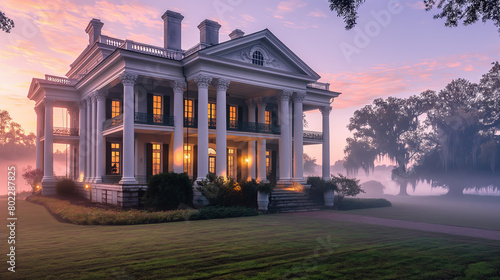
top-left (0, 198), bottom-right (499, 279)
top-left (343, 195), bottom-right (500, 231)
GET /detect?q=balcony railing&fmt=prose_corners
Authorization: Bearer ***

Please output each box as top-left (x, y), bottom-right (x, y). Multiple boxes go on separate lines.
top-left (184, 117), bottom-right (197, 128)
top-left (134, 113), bottom-right (174, 126)
top-left (53, 127), bottom-right (78, 136)
top-left (45, 75), bottom-right (77, 86)
top-left (103, 114), bottom-right (123, 131)
top-left (303, 130), bottom-right (323, 140)
top-left (228, 121), bottom-right (281, 134)
top-left (307, 82), bottom-right (330, 91)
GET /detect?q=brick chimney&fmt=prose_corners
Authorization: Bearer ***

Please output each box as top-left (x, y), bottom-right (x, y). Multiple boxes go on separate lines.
top-left (85, 18), bottom-right (104, 45)
top-left (229, 29), bottom-right (244, 40)
top-left (197, 19), bottom-right (221, 46)
top-left (161, 10), bottom-right (184, 51)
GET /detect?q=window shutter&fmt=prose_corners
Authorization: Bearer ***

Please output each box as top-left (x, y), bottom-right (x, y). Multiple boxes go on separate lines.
top-left (193, 145), bottom-right (198, 179)
top-left (146, 143), bottom-right (153, 180)
top-left (105, 141), bottom-right (111, 175)
top-left (236, 148), bottom-right (242, 182)
top-left (194, 100), bottom-right (198, 123)
top-left (106, 99), bottom-right (112, 119)
top-left (238, 106), bottom-right (243, 122)
top-left (147, 93), bottom-right (153, 114)
top-left (163, 95), bottom-right (170, 118)
top-left (162, 144), bottom-right (169, 173)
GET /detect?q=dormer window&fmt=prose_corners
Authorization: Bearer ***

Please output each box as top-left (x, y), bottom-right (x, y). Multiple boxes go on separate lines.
top-left (252, 51), bottom-right (264, 66)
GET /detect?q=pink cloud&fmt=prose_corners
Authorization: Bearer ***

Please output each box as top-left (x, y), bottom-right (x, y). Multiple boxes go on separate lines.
top-left (463, 65), bottom-right (474, 72)
top-left (308, 9), bottom-right (327, 18)
top-left (274, 0), bottom-right (307, 19)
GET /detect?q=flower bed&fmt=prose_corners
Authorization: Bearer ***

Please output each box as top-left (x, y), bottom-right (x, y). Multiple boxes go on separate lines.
top-left (27, 195), bottom-right (257, 225)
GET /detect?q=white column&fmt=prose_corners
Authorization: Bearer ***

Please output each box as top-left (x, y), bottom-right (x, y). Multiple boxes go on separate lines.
top-left (289, 101), bottom-right (293, 179)
top-left (78, 100), bottom-right (86, 182)
top-left (246, 100), bottom-right (256, 180)
top-left (119, 72), bottom-right (138, 184)
top-left (68, 107), bottom-right (77, 179)
top-left (42, 98), bottom-right (56, 193)
top-left (293, 92), bottom-right (306, 182)
top-left (194, 74), bottom-right (212, 181)
top-left (35, 106), bottom-right (43, 171)
top-left (171, 80), bottom-right (186, 173)
top-left (85, 96), bottom-right (91, 182)
top-left (95, 91), bottom-right (107, 183)
top-left (278, 90), bottom-right (292, 183)
top-left (257, 99), bottom-right (267, 182)
top-left (215, 78), bottom-right (230, 177)
top-left (320, 106), bottom-right (332, 181)
top-left (90, 93), bottom-right (97, 182)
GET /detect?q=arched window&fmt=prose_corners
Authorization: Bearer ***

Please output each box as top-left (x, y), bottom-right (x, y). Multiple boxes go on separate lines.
top-left (252, 51), bottom-right (264, 66)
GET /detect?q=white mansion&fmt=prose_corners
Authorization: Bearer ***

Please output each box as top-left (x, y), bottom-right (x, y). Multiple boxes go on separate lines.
top-left (27, 11), bottom-right (340, 207)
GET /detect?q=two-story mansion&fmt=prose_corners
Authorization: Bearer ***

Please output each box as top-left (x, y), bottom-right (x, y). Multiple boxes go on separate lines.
top-left (27, 11), bottom-right (340, 207)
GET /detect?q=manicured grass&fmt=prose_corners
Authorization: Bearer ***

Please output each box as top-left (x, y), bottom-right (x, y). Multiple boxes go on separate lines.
top-left (337, 198), bottom-right (391, 210)
top-left (341, 195), bottom-right (500, 231)
top-left (0, 198), bottom-right (499, 279)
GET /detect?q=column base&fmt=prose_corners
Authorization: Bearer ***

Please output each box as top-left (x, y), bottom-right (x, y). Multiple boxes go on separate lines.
top-left (119, 177), bottom-right (138, 185)
top-left (277, 179), bottom-right (293, 185)
top-left (94, 177), bottom-right (103, 184)
top-left (41, 180), bottom-right (57, 196)
top-left (292, 178), bottom-right (306, 184)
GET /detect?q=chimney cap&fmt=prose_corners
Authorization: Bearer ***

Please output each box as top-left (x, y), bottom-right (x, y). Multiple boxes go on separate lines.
top-left (85, 18), bottom-right (103, 33)
top-left (197, 19), bottom-right (221, 30)
top-left (229, 29), bottom-right (245, 40)
top-left (161, 10), bottom-right (184, 21)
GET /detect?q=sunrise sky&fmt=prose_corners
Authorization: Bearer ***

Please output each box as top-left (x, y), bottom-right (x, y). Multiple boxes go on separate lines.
top-left (0, 0), bottom-right (498, 165)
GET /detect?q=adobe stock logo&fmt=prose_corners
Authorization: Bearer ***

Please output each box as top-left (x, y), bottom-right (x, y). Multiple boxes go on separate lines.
top-left (340, 0), bottom-right (403, 63)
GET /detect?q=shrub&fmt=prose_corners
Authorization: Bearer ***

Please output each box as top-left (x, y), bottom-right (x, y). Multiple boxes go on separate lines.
top-left (306, 176), bottom-right (337, 203)
top-left (55, 179), bottom-right (76, 196)
top-left (337, 198), bottom-right (392, 211)
top-left (256, 181), bottom-right (274, 193)
top-left (332, 174), bottom-right (364, 204)
top-left (238, 179), bottom-right (259, 208)
top-left (142, 172), bottom-right (193, 211)
top-left (197, 175), bottom-right (265, 208)
top-left (190, 206), bottom-right (258, 220)
top-left (22, 165), bottom-right (43, 193)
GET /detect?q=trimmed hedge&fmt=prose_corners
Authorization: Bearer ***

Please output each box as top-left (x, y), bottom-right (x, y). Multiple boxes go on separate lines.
top-left (56, 179), bottom-right (77, 196)
top-left (190, 206), bottom-right (259, 220)
top-left (142, 172), bottom-right (193, 211)
top-left (337, 198), bottom-right (392, 211)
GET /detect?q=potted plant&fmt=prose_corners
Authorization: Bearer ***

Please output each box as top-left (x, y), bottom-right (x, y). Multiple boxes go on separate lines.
top-left (323, 180), bottom-right (337, 207)
top-left (256, 182), bottom-right (273, 211)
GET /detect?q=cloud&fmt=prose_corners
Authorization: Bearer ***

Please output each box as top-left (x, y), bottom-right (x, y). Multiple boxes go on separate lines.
top-left (273, 0), bottom-right (307, 19)
top-left (241, 14), bottom-right (256, 22)
top-left (463, 65), bottom-right (474, 72)
top-left (308, 9), bottom-right (327, 18)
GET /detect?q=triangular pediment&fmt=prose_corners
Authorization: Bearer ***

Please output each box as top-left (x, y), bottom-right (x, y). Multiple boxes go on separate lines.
top-left (199, 29), bottom-right (320, 80)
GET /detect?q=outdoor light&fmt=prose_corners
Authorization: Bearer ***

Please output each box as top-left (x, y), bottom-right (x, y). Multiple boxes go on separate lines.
top-left (36, 185), bottom-right (41, 189)
top-left (85, 184), bottom-right (90, 189)
top-left (245, 157), bottom-right (249, 163)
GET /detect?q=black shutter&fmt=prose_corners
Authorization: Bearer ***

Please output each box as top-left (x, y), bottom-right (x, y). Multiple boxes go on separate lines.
top-left (236, 148), bottom-right (242, 182)
top-left (106, 99), bottom-right (112, 119)
top-left (193, 145), bottom-right (198, 179)
top-left (226, 105), bottom-right (230, 128)
top-left (105, 141), bottom-right (111, 175)
top-left (194, 100), bottom-right (198, 125)
top-left (272, 107), bottom-right (278, 127)
top-left (147, 93), bottom-right (153, 113)
top-left (238, 106), bottom-right (243, 122)
top-left (271, 150), bottom-right (277, 183)
top-left (162, 144), bottom-right (169, 173)
top-left (146, 143), bottom-right (152, 180)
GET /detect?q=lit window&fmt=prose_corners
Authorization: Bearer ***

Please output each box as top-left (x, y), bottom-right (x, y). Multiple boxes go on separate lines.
top-left (228, 148), bottom-right (235, 178)
top-left (229, 106), bottom-right (237, 122)
top-left (111, 101), bottom-right (121, 118)
top-left (184, 99), bottom-right (193, 120)
top-left (153, 95), bottom-right (162, 123)
top-left (266, 150), bottom-right (270, 176)
top-left (184, 145), bottom-right (192, 175)
top-left (252, 51), bottom-right (264, 66)
top-left (152, 143), bottom-right (161, 175)
top-left (208, 103), bottom-right (216, 126)
top-left (208, 148), bottom-right (216, 174)
top-left (111, 143), bottom-right (120, 174)
top-left (265, 110), bottom-right (270, 125)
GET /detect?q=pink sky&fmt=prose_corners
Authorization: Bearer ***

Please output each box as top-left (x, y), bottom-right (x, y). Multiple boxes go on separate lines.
top-left (0, 0), bottom-right (498, 167)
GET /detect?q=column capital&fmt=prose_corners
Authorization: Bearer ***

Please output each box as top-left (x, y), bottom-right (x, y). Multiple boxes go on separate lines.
top-left (44, 98), bottom-right (55, 108)
top-left (170, 80), bottom-right (186, 92)
top-left (214, 78), bottom-right (231, 91)
top-left (245, 99), bottom-right (256, 107)
top-left (78, 99), bottom-right (87, 109)
top-left (194, 74), bottom-right (213, 88)
top-left (90, 91), bottom-right (99, 103)
top-left (320, 106), bottom-right (332, 115)
top-left (34, 105), bottom-right (43, 114)
top-left (119, 71), bottom-right (138, 86)
top-left (256, 97), bottom-right (268, 105)
top-left (95, 90), bottom-right (108, 102)
top-left (294, 91), bottom-right (306, 103)
top-left (280, 90), bottom-right (293, 101)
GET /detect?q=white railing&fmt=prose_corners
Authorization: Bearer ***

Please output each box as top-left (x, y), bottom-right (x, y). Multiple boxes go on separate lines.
top-left (120, 40), bottom-right (183, 60)
top-left (184, 43), bottom-right (210, 57)
top-left (99, 35), bottom-right (124, 47)
top-left (45, 75), bottom-right (77, 86)
top-left (307, 82), bottom-right (330, 91)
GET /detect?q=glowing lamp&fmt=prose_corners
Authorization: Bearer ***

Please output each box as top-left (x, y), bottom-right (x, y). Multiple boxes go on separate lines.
top-left (85, 184), bottom-right (90, 189)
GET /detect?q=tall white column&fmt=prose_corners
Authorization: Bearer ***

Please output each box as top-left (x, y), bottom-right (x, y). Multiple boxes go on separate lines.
top-left (85, 96), bottom-right (91, 182)
top-left (119, 72), bottom-right (138, 184)
top-left (95, 91), bottom-right (107, 183)
top-left (215, 78), bottom-right (230, 177)
top-left (35, 106), bottom-right (43, 171)
top-left (78, 100), bottom-right (86, 182)
top-left (278, 90), bottom-right (292, 183)
top-left (171, 80), bottom-right (186, 173)
top-left (320, 106), bottom-right (332, 180)
top-left (293, 92), bottom-right (306, 182)
top-left (246, 100), bottom-right (256, 180)
top-left (257, 99), bottom-right (267, 182)
top-left (68, 106), bottom-right (77, 179)
top-left (289, 101), bottom-right (293, 179)
top-left (90, 92), bottom-right (97, 182)
top-left (194, 74), bottom-right (212, 181)
top-left (42, 98), bottom-right (56, 194)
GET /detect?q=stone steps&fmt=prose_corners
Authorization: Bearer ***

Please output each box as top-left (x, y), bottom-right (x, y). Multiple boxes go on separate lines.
top-left (268, 188), bottom-right (323, 213)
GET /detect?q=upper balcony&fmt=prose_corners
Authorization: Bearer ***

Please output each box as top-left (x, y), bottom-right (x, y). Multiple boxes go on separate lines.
top-left (103, 113), bottom-right (175, 131)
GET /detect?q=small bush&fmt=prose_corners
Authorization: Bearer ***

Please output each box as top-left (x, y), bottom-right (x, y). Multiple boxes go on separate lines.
top-left (56, 179), bottom-right (76, 196)
top-left (306, 176), bottom-right (337, 203)
top-left (142, 172), bottom-right (193, 211)
top-left (190, 206), bottom-right (258, 220)
top-left (332, 174), bottom-right (364, 204)
top-left (238, 179), bottom-right (259, 208)
top-left (337, 198), bottom-right (391, 211)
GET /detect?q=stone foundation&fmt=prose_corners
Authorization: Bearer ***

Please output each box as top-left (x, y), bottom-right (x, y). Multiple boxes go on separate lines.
top-left (76, 182), bottom-right (147, 208)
